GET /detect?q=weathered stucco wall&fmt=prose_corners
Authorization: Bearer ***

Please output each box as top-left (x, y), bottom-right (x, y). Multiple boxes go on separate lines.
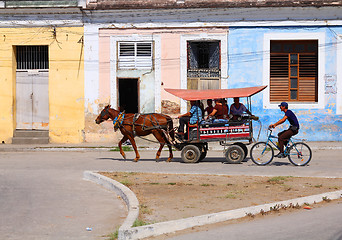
top-left (228, 26), bottom-right (342, 141)
top-left (0, 27), bottom-right (84, 143)
top-left (84, 19), bottom-right (341, 142)
top-left (85, 27), bottom-right (229, 141)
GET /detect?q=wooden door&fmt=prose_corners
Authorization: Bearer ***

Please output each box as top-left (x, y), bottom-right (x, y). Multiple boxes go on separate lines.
top-left (16, 70), bottom-right (49, 130)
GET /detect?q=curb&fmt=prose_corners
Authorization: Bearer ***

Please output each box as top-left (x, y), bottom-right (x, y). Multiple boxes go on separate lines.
top-left (83, 171), bottom-right (139, 238)
top-left (84, 170), bottom-right (342, 240)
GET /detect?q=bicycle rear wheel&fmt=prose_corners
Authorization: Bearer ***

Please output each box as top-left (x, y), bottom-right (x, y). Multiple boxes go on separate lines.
top-left (250, 142), bottom-right (274, 166)
top-left (288, 142), bottom-right (312, 166)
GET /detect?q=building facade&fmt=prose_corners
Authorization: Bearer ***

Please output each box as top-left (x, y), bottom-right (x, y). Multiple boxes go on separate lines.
top-left (0, 1), bottom-right (85, 143)
top-left (84, 0), bottom-right (342, 142)
top-left (1, 0), bottom-right (341, 143)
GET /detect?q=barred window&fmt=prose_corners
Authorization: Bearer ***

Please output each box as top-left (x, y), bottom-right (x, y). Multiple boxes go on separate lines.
top-left (16, 46), bottom-right (49, 70)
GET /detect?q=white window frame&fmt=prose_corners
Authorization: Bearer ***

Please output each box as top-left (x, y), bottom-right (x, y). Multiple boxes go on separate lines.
top-left (180, 33), bottom-right (228, 113)
top-left (263, 32), bottom-right (325, 109)
top-left (110, 35), bottom-right (161, 112)
top-left (118, 41), bottom-right (153, 70)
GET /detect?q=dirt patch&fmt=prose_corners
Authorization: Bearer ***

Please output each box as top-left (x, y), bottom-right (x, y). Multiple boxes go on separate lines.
top-left (100, 172), bottom-right (342, 224)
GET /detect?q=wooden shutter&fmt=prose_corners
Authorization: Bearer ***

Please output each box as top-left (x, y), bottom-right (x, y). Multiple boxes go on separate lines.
top-left (136, 42), bottom-right (153, 69)
top-left (118, 42), bottom-right (152, 69)
top-left (298, 54), bottom-right (318, 102)
top-left (118, 42), bottom-right (135, 69)
top-left (270, 40), bottom-right (318, 102)
top-left (270, 54), bottom-right (289, 102)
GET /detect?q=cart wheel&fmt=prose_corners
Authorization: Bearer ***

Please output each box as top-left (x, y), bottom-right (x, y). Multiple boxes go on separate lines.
top-left (181, 145), bottom-right (201, 163)
top-left (233, 142), bottom-right (248, 160)
top-left (225, 145), bottom-right (244, 164)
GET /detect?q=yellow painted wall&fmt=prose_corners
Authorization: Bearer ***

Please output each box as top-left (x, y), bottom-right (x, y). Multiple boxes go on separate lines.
top-left (0, 27), bottom-right (84, 143)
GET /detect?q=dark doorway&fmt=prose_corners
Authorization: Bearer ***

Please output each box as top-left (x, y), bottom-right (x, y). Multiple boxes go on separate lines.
top-left (118, 78), bottom-right (139, 113)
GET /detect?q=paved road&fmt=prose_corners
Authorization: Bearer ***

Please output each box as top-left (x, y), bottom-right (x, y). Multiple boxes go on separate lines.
top-left (0, 151), bottom-right (128, 240)
top-left (168, 202), bottom-right (342, 240)
top-left (0, 146), bottom-right (341, 239)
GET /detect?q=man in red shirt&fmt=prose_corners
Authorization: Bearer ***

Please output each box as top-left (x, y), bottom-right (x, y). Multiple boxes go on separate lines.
top-left (207, 99), bottom-right (225, 119)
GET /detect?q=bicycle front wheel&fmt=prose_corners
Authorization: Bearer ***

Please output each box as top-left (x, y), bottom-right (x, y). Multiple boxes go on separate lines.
top-left (288, 142), bottom-right (312, 166)
top-left (250, 142), bottom-right (274, 166)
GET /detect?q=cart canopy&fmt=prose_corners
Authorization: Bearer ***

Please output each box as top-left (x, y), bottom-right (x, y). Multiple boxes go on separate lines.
top-left (164, 85), bottom-right (267, 101)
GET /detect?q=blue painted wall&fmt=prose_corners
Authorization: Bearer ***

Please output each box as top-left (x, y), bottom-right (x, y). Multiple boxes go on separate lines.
top-left (227, 26), bottom-right (342, 141)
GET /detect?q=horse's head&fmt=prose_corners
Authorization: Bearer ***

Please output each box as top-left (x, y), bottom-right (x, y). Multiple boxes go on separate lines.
top-left (95, 105), bottom-right (112, 124)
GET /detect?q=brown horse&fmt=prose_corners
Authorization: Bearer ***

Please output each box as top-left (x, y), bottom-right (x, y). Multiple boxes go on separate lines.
top-left (95, 105), bottom-right (175, 162)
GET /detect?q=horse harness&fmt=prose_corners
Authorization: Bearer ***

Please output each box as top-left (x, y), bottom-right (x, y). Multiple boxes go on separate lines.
top-left (113, 112), bottom-right (125, 131)
top-left (114, 112), bottom-right (171, 137)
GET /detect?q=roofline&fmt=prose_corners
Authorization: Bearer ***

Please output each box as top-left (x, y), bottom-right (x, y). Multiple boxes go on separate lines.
top-left (86, 0), bottom-right (342, 10)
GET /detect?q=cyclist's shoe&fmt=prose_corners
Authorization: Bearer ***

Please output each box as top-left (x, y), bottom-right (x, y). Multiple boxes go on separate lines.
top-left (250, 115), bottom-right (259, 121)
top-left (274, 152), bottom-right (286, 158)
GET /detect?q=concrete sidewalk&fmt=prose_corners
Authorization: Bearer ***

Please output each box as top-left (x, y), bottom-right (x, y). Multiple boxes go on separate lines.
top-left (1, 139), bottom-right (342, 152)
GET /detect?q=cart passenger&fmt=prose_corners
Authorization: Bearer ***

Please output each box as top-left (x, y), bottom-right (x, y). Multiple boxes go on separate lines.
top-left (199, 101), bottom-right (205, 118)
top-left (207, 99), bottom-right (225, 119)
top-left (229, 97), bottom-right (252, 120)
top-left (204, 99), bottom-right (214, 115)
top-left (222, 98), bottom-right (229, 119)
top-left (177, 100), bottom-right (202, 137)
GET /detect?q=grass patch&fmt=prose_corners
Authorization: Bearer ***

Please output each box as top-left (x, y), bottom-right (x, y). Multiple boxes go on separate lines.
top-left (105, 230), bottom-right (118, 240)
top-left (322, 196), bottom-right (331, 202)
top-left (132, 219), bottom-right (150, 227)
top-left (282, 184), bottom-right (292, 191)
top-left (224, 193), bottom-right (237, 199)
top-left (314, 184), bottom-right (323, 188)
top-left (119, 179), bottom-right (132, 187)
top-left (140, 204), bottom-right (152, 215)
top-left (110, 146), bottom-right (132, 151)
top-left (167, 182), bottom-right (176, 185)
top-left (149, 182), bottom-right (160, 185)
top-left (200, 184), bottom-right (214, 187)
top-left (267, 176), bottom-right (291, 184)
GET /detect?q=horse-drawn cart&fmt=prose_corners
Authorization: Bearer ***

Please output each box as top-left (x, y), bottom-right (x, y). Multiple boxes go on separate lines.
top-left (95, 86), bottom-right (266, 163)
top-left (165, 86), bottom-right (267, 164)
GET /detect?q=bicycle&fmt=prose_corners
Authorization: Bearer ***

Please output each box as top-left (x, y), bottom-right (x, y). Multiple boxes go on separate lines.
top-left (250, 128), bottom-right (312, 166)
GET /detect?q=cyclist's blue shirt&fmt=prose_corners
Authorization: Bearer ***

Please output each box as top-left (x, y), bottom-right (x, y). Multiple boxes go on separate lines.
top-left (189, 105), bottom-right (202, 124)
top-left (285, 110), bottom-right (299, 129)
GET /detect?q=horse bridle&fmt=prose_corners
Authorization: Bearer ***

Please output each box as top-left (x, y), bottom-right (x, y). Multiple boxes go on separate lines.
top-left (100, 108), bottom-right (109, 119)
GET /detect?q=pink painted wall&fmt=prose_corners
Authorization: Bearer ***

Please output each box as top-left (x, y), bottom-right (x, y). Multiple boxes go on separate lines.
top-left (161, 33), bottom-right (181, 103)
top-left (98, 28), bottom-right (227, 107)
top-left (98, 32), bottom-right (111, 103)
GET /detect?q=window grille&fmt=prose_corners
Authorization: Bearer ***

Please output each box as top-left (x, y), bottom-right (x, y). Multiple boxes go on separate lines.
top-left (118, 42), bottom-right (153, 69)
top-left (16, 46), bottom-right (49, 70)
top-left (187, 41), bottom-right (220, 78)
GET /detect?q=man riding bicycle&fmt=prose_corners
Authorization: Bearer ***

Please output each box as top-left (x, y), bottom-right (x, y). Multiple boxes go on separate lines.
top-left (269, 102), bottom-right (300, 158)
